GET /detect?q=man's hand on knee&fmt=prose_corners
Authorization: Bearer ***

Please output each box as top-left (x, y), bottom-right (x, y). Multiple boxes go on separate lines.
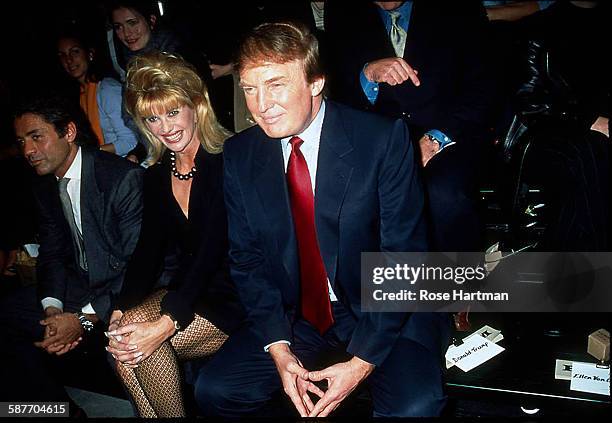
top-left (307, 356), bottom-right (375, 417)
top-left (269, 343), bottom-right (324, 417)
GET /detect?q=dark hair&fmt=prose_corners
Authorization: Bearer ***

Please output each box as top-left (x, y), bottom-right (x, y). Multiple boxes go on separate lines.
top-left (107, 0), bottom-right (158, 24)
top-left (56, 29), bottom-right (103, 83)
top-left (13, 93), bottom-right (99, 147)
top-left (236, 20), bottom-right (323, 84)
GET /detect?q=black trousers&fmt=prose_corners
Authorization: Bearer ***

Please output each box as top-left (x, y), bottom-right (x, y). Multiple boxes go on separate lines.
top-left (0, 285), bottom-right (108, 402)
top-left (194, 303), bottom-right (449, 417)
top-left (422, 143), bottom-right (484, 252)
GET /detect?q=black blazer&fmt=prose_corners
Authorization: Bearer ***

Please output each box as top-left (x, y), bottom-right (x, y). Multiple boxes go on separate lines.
top-left (34, 147), bottom-right (143, 323)
top-left (116, 146), bottom-right (245, 335)
top-left (325, 0), bottom-right (496, 145)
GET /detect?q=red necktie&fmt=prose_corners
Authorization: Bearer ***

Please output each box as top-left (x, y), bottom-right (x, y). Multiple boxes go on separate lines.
top-left (286, 136), bottom-right (334, 334)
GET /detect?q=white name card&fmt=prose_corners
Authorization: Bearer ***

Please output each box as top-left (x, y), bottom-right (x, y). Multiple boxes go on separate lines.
top-left (446, 325), bottom-right (504, 369)
top-left (445, 334), bottom-right (505, 372)
top-left (570, 362), bottom-right (610, 396)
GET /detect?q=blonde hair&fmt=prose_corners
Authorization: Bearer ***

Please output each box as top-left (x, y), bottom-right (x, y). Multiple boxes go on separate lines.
top-left (124, 51), bottom-right (231, 164)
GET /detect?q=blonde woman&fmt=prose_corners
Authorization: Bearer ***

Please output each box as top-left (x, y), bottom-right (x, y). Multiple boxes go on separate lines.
top-left (106, 52), bottom-right (245, 417)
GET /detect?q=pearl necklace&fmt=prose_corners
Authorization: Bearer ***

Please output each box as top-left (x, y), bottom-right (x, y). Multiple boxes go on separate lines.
top-left (170, 152), bottom-right (197, 180)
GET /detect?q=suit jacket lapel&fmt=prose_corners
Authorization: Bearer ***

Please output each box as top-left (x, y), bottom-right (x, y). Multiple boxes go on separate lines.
top-left (80, 148), bottom-right (103, 277)
top-left (315, 102), bottom-right (353, 286)
top-left (252, 132), bottom-right (299, 289)
top-left (250, 103), bottom-right (354, 290)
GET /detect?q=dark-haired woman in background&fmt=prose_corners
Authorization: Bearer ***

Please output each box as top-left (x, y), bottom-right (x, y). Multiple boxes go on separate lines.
top-left (106, 0), bottom-right (184, 81)
top-left (57, 33), bottom-right (138, 157)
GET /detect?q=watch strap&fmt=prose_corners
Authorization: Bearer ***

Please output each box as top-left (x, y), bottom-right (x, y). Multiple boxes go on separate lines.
top-left (76, 312), bottom-right (94, 332)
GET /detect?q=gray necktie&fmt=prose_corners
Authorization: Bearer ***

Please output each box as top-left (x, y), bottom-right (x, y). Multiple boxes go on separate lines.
top-left (389, 10), bottom-right (407, 58)
top-left (58, 178), bottom-right (88, 271)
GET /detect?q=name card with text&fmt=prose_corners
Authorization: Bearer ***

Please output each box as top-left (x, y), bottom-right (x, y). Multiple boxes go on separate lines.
top-left (446, 325), bottom-right (504, 369)
top-left (445, 334), bottom-right (505, 372)
top-left (570, 362), bottom-right (610, 396)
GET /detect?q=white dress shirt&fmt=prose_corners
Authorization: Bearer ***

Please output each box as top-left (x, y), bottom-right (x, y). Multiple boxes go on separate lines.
top-left (41, 147), bottom-right (95, 315)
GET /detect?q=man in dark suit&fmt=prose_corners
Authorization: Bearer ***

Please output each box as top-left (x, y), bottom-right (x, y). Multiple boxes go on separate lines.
top-left (325, 1), bottom-right (497, 251)
top-left (195, 21), bottom-right (452, 417)
top-left (0, 95), bottom-right (143, 407)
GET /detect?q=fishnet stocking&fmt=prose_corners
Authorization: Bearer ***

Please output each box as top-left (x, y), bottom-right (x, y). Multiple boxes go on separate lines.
top-left (114, 290), bottom-right (228, 417)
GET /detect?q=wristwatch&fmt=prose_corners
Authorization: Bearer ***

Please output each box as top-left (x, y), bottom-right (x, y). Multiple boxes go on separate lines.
top-left (76, 312), bottom-right (94, 332)
top-left (161, 312), bottom-right (181, 331)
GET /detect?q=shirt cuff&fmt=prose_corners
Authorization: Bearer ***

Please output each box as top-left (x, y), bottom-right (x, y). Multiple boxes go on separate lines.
top-left (82, 303), bottom-right (95, 314)
top-left (264, 340), bottom-right (291, 353)
top-left (41, 297), bottom-right (63, 312)
top-left (426, 129), bottom-right (456, 150)
top-left (360, 65), bottom-right (379, 105)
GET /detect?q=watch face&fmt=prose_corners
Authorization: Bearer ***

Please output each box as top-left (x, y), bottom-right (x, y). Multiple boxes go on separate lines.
top-left (77, 313), bottom-right (94, 331)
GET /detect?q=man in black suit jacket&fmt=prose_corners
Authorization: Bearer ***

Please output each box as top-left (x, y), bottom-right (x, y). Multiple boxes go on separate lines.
top-left (326, 1), bottom-right (497, 251)
top-left (196, 21), bottom-right (452, 418)
top-left (0, 95), bottom-right (143, 406)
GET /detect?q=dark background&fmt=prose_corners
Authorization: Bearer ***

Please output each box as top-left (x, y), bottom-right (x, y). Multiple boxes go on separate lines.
top-left (0, 0), bottom-right (320, 145)
top-left (1, 1), bottom-right (227, 103)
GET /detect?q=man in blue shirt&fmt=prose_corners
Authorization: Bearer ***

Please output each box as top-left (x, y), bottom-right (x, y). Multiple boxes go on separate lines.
top-left (326, 0), bottom-right (497, 251)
